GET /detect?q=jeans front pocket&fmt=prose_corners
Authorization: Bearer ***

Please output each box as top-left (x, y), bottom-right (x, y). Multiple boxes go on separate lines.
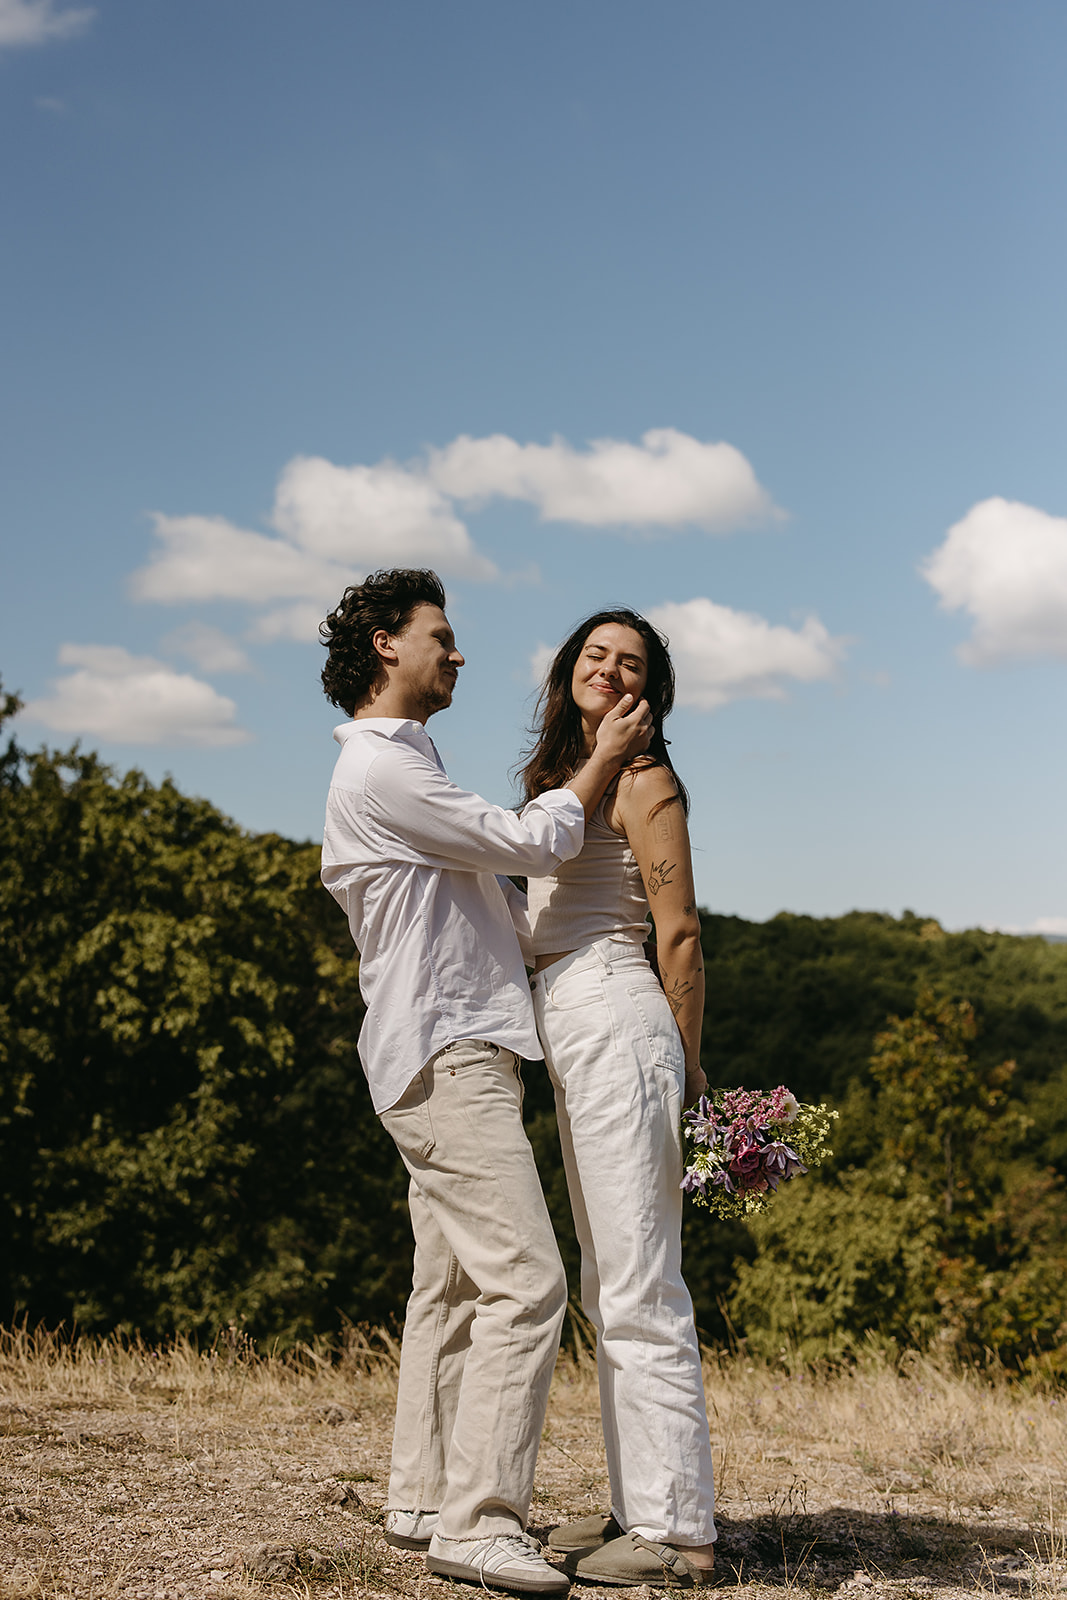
top-left (380, 1067), bottom-right (436, 1161)
top-left (545, 963), bottom-right (605, 1012)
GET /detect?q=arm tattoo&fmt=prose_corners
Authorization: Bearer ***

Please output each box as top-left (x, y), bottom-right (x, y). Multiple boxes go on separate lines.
top-left (647, 859), bottom-right (677, 896)
top-left (666, 975), bottom-right (694, 1017)
top-left (683, 902), bottom-right (695, 917)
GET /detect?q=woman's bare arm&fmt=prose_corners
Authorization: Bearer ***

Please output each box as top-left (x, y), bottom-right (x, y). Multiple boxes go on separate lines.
top-left (611, 765), bottom-right (707, 1103)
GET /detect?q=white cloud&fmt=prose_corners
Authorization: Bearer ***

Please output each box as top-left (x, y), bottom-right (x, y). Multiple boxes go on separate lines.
top-left (428, 428), bottom-right (778, 532)
top-left (989, 916), bottom-right (1067, 939)
top-left (647, 598), bottom-right (846, 710)
top-left (130, 514), bottom-right (347, 607)
top-left (129, 431), bottom-right (778, 641)
top-left (24, 645), bottom-right (252, 747)
top-left (129, 455), bottom-right (500, 623)
top-left (162, 621), bottom-right (252, 674)
top-left (249, 603), bottom-right (329, 644)
top-left (273, 455), bottom-right (498, 578)
top-left (921, 498), bottom-right (1067, 665)
top-left (0, 0), bottom-right (93, 49)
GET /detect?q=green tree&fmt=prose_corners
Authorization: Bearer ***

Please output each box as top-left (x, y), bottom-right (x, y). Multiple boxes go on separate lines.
top-left (0, 691), bottom-right (411, 1342)
top-left (870, 991), bottom-right (1017, 1218)
top-left (699, 911), bottom-right (1067, 1170)
top-left (729, 988), bottom-right (1067, 1369)
top-left (6, 679), bottom-right (1067, 1354)
top-left (729, 1166), bottom-right (940, 1362)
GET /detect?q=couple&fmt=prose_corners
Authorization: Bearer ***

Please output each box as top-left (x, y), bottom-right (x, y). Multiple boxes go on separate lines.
top-left (319, 568), bottom-right (716, 1594)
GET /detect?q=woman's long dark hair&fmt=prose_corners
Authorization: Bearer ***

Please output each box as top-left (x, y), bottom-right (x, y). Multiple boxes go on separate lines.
top-left (519, 608), bottom-right (689, 815)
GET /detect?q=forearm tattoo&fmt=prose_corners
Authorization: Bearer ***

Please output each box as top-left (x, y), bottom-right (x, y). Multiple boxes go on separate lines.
top-left (666, 975), bottom-right (694, 1017)
top-left (647, 859), bottom-right (676, 896)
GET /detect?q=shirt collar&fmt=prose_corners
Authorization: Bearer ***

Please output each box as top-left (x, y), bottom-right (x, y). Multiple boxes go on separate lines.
top-left (333, 717), bottom-right (433, 747)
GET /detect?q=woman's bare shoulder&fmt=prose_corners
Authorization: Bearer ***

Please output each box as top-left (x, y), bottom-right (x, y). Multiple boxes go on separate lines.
top-left (611, 760), bottom-right (682, 828)
top-left (617, 758), bottom-right (680, 798)
top-left (601, 760), bottom-right (672, 835)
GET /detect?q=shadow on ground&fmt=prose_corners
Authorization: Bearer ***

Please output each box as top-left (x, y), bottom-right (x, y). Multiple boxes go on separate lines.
top-left (709, 1506), bottom-right (1044, 1591)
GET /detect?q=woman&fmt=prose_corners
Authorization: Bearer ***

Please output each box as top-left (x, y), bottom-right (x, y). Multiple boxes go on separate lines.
top-left (522, 610), bottom-right (717, 1589)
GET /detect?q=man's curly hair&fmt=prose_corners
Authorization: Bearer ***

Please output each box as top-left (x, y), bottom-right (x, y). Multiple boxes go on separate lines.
top-left (320, 568), bottom-right (447, 716)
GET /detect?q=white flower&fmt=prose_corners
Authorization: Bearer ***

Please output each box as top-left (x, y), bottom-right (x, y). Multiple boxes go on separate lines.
top-left (777, 1091), bottom-right (799, 1124)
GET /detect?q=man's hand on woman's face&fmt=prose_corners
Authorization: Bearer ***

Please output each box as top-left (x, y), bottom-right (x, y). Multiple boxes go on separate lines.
top-left (593, 694), bottom-right (653, 767)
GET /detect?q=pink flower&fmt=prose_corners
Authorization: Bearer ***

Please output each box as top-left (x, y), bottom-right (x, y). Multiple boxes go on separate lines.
top-left (769, 1087), bottom-right (800, 1123)
top-left (729, 1145), bottom-right (763, 1181)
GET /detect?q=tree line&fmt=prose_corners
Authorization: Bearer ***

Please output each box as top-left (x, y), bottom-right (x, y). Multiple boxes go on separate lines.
top-left (2, 690), bottom-right (1065, 1369)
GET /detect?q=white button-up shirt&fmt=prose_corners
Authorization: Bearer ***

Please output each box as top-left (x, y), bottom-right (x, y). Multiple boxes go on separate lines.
top-left (321, 718), bottom-right (585, 1113)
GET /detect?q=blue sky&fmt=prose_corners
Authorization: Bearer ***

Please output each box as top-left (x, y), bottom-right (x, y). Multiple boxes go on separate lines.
top-left (3, 0), bottom-right (1066, 931)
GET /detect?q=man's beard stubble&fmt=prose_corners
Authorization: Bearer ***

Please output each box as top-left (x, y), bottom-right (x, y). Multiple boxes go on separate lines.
top-left (414, 681), bottom-right (454, 718)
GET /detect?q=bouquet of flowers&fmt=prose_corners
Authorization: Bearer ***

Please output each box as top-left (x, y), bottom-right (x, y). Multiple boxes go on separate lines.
top-left (681, 1085), bottom-right (836, 1219)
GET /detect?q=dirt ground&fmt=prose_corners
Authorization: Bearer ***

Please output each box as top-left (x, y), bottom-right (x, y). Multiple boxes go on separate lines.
top-left (1, 1334), bottom-right (1065, 1600)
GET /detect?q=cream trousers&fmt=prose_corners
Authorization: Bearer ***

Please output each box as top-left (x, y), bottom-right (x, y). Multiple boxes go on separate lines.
top-left (531, 936), bottom-right (717, 1547)
top-left (379, 1038), bottom-right (567, 1540)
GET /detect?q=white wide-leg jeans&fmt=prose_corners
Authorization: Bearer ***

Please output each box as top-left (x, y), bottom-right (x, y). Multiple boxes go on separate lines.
top-left (379, 1039), bottom-right (568, 1541)
top-left (531, 937), bottom-right (717, 1547)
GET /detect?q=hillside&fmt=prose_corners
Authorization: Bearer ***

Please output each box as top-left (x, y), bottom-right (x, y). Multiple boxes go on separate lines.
top-left (2, 713), bottom-right (1066, 1359)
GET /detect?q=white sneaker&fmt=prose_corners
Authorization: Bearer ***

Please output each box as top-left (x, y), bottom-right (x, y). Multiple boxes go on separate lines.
top-left (427, 1530), bottom-right (570, 1594)
top-left (384, 1508), bottom-right (440, 1549)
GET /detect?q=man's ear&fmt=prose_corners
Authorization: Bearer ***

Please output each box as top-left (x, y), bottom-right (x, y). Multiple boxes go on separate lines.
top-left (371, 628), bottom-right (400, 667)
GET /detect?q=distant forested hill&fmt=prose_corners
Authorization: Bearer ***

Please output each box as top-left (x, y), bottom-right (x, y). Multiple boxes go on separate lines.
top-left (699, 909), bottom-right (1067, 1160)
top-left (525, 911), bottom-right (1067, 1359)
top-left (3, 693), bottom-right (1065, 1363)
top-left (694, 914), bottom-right (1067, 1366)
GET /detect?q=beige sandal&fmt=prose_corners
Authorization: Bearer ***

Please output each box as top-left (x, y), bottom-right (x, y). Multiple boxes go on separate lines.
top-left (566, 1531), bottom-right (715, 1588)
top-left (547, 1514), bottom-right (625, 1554)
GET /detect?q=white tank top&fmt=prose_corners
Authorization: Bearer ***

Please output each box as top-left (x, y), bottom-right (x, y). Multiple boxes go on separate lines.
top-left (526, 793), bottom-right (650, 956)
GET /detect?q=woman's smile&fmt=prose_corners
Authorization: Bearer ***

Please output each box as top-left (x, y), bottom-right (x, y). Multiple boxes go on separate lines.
top-left (572, 622), bottom-right (650, 740)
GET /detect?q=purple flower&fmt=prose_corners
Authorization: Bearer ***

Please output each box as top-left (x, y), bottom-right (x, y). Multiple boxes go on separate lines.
top-left (683, 1095), bottom-right (723, 1147)
top-left (679, 1082), bottom-right (830, 1216)
top-left (762, 1141), bottom-right (807, 1183)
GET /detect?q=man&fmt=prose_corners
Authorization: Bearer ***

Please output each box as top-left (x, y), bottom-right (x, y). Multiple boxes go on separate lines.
top-left (319, 569), bottom-right (651, 1595)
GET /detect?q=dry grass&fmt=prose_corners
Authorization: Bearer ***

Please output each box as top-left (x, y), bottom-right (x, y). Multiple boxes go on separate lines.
top-left (1, 1323), bottom-right (1065, 1600)
top-left (0, 1321), bottom-right (403, 1413)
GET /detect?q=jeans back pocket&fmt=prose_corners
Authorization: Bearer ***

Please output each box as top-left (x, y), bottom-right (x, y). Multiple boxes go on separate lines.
top-left (626, 982), bottom-right (685, 1074)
